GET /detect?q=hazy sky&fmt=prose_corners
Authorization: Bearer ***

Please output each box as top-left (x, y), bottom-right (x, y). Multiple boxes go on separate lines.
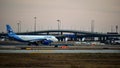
top-left (0, 0), bottom-right (120, 33)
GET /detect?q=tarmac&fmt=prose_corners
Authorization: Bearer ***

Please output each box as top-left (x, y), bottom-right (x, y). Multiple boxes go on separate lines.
top-left (0, 41), bottom-right (120, 53)
top-left (0, 44), bottom-right (120, 50)
top-left (0, 45), bottom-right (120, 53)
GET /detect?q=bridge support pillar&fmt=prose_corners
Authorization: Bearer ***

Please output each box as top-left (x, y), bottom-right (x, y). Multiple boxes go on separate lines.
top-left (47, 32), bottom-right (49, 35)
top-left (61, 32), bottom-right (63, 35)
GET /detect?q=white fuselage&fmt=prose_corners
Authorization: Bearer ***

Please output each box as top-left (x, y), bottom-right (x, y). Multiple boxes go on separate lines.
top-left (17, 35), bottom-right (58, 42)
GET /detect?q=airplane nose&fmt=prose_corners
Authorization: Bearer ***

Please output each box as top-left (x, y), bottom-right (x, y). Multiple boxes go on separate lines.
top-left (55, 39), bottom-right (58, 42)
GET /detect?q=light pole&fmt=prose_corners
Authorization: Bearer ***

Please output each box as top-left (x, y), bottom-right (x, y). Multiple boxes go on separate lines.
top-left (17, 20), bottom-right (21, 33)
top-left (57, 19), bottom-right (61, 30)
top-left (111, 25), bottom-right (113, 32)
top-left (19, 20), bottom-right (21, 32)
top-left (34, 17), bottom-right (37, 32)
top-left (57, 19), bottom-right (61, 35)
top-left (116, 25), bottom-right (118, 33)
top-left (91, 20), bottom-right (94, 33)
top-left (17, 23), bottom-right (20, 33)
top-left (91, 20), bottom-right (94, 41)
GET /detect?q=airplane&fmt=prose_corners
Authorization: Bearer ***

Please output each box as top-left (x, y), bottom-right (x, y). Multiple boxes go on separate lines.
top-left (6, 24), bottom-right (58, 45)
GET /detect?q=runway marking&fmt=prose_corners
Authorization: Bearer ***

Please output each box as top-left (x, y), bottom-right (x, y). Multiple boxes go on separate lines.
top-left (32, 50), bottom-right (53, 53)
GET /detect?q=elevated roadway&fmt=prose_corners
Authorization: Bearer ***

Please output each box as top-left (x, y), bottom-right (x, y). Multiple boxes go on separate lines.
top-left (1, 30), bottom-right (120, 36)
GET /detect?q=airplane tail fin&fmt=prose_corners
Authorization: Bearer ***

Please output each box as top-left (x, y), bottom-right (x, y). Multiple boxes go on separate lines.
top-left (6, 24), bottom-right (16, 35)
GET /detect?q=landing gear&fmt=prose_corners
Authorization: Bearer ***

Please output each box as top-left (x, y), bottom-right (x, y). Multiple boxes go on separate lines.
top-left (54, 45), bottom-right (58, 47)
top-left (28, 42), bottom-right (39, 46)
top-left (34, 42), bottom-right (39, 46)
top-left (28, 43), bottom-right (32, 46)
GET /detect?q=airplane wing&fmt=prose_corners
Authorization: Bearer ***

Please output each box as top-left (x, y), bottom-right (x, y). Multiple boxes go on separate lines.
top-left (28, 39), bottom-right (53, 45)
